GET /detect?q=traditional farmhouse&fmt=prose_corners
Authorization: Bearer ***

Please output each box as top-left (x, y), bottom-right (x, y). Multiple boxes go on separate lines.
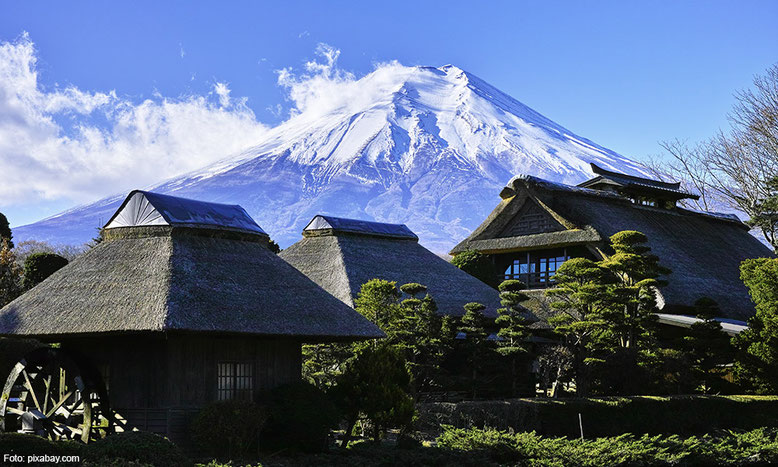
top-left (280, 215), bottom-right (502, 317)
top-left (451, 164), bottom-right (775, 321)
top-left (0, 190), bottom-right (382, 444)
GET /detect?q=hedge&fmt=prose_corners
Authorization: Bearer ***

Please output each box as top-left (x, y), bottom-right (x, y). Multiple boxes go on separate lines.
top-left (417, 395), bottom-right (778, 439)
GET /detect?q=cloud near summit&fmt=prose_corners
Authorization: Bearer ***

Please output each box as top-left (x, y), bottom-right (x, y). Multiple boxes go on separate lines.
top-left (0, 36), bottom-right (412, 222)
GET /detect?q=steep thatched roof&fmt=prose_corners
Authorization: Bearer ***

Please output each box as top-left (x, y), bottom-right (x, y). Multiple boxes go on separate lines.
top-left (280, 216), bottom-right (502, 318)
top-left (452, 175), bottom-right (775, 320)
top-left (0, 193), bottom-right (383, 341)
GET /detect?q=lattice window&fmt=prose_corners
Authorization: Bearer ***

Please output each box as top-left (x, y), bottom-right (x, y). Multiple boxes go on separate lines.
top-left (217, 362), bottom-right (254, 401)
top-left (502, 249), bottom-right (568, 288)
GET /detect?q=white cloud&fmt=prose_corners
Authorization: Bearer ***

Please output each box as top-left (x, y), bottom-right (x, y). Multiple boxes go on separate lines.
top-left (0, 34), bottom-right (268, 207)
top-left (276, 42), bottom-right (411, 120)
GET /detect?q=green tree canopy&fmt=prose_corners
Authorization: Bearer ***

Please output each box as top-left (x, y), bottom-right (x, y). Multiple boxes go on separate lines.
top-left (733, 257), bottom-right (778, 393)
top-left (333, 343), bottom-right (414, 447)
top-left (0, 213), bottom-right (12, 249)
top-left (683, 297), bottom-right (732, 393)
top-left (0, 239), bottom-right (22, 308)
top-left (22, 252), bottom-right (69, 290)
top-left (451, 249), bottom-right (498, 288)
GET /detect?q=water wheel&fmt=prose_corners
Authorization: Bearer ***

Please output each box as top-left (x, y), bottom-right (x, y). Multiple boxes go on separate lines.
top-left (0, 347), bottom-right (111, 443)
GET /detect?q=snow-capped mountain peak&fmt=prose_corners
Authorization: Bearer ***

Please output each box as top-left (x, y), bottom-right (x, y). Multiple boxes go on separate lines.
top-left (15, 64), bottom-right (651, 252)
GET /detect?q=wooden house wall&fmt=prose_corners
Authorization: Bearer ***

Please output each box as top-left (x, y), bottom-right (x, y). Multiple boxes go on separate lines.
top-left (63, 334), bottom-right (301, 445)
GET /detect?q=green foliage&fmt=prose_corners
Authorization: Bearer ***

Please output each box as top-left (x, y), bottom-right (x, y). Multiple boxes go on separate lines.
top-left (494, 280), bottom-right (531, 396)
top-left (0, 432), bottom-right (82, 457)
top-left (451, 249), bottom-right (498, 288)
top-left (267, 239), bottom-right (281, 254)
top-left (333, 343), bottom-right (415, 447)
top-left (456, 302), bottom-right (492, 398)
top-left (734, 257), bottom-right (778, 393)
top-left (354, 278), bottom-right (402, 329)
top-left (436, 425), bottom-right (778, 466)
top-left (417, 395), bottom-right (778, 440)
top-left (263, 381), bottom-right (339, 453)
top-left (22, 252), bottom-right (68, 290)
top-left (683, 298), bottom-right (733, 393)
top-left (746, 176), bottom-right (778, 252)
top-left (85, 431), bottom-right (187, 467)
top-left (191, 400), bottom-right (267, 460)
top-left (0, 212), bottom-right (12, 249)
top-left (0, 238), bottom-right (23, 308)
top-left (600, 230), bottom-right (669, 350)
top-left (302, 342), bottom-right (354, 389)
top-left (545, 257), bottom-right (610, 396)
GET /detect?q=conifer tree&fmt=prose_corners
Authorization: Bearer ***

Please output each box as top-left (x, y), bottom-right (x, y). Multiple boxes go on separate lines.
top-left (546, 258), bottom-right (611, 395)
top-left (457, 302), bottom-right (489, 398)
top-left (683, 297), bottom-right (732, 393)
top-left (600, 231), bottom-right (670, 349)
top-left (494, 279), bottom-right (530, 396)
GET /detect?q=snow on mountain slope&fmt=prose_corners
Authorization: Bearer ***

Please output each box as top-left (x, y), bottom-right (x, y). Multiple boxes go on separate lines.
top-left (14, 64), bottom-right (652, 252)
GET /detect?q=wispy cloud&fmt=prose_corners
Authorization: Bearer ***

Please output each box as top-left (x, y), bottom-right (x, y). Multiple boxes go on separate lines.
top-left (179, 42), bottom-right (186, 59)
top-left (0, 33), bottom-right (268, 207)
top-left (297, 30), bottom-right (310, 39)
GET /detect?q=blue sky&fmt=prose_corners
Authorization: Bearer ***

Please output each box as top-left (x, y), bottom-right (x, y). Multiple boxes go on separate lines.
top-left (1, 1), bottom-right (776, 227)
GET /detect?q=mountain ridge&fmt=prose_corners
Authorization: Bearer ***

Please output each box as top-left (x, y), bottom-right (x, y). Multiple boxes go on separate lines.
top-left (14, 64), bottom-right (652, 252)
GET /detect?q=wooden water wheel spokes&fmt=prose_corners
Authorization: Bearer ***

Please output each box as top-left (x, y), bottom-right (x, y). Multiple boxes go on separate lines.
top-left (0, 348), bottom-right (110, 443)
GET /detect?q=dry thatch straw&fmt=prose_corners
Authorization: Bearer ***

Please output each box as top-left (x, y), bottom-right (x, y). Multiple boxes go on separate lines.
top-left (0, 192), bottom-right (383, 342)
top-left (280, 215), bottom-right (502, 318)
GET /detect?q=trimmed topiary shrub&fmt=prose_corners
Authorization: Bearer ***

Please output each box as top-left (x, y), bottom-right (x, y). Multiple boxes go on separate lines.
top-left (263, 381), bottom-right (339, 453)
top-left (84, 431), bottom-right (186, 467)
top-left (191, 399), bottom-right (267, 460)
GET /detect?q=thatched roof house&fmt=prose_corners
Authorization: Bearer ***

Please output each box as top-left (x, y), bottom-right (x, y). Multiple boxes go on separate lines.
top-left (0, 191), bottom-right (383, 444)
top-left (0, 190), bottom-right (382, 340)
top-left (280, 215), bottom-right (502, 317)
top-left (451, 165), bottom-right (775, 320)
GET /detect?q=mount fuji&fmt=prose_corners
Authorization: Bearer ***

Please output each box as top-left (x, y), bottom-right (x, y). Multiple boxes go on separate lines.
top-left (14, 64), bottom-right (652, 253)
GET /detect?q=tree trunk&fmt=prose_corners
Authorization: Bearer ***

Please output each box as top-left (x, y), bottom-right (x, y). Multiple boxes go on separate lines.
top-left (341, 416), bottom-right (358, 449)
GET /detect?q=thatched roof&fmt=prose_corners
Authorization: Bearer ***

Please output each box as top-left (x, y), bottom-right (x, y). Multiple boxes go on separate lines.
top-left (280, 216), bottom-right (502, 318)
top-left (452, 174), bottom-right (775, 320)
top-left (0, 192), bottom-right (383, 341)
top-left (579, 163), bottom-right (699, 201)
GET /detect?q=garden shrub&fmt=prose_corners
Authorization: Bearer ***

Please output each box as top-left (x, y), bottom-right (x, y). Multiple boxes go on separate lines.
top-left (85, 431), bottom-right (187, 467)
top-left (263, 381), bottom-right (339, 452)
top-left (418, 395), bottom-right (778, 440)
top-left (0, 432), bottom-right (81, 457)
top-left (191, 399), bottom-right (267, 460)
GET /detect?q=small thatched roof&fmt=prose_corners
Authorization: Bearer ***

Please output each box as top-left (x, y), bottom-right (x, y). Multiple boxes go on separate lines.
top-left (452, 174), bottom-right (775, 320)
top-left (280, 216), bottom-right (502, 318)
top-left (0, 192), bottom-right (383, 341)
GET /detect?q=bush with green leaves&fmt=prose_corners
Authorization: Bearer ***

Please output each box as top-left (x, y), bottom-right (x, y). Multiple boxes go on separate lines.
top-left (0, 432), bottom-right (82, 457)
top-left (451, 249), bottom-right (498, 288)
top-left (263, 381), bottom-right (339, 453)
top-left (22, 252), bottom-right (68, 290)
top-left (191, 400), bottom-right (267, 460)
top-left (84, 431), bottom-right (186, 467)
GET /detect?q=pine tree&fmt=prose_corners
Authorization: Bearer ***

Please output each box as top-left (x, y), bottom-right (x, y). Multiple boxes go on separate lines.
top-left (600, 231), bottom-right (670, 349)
top-left (457, 302), bottom-right (489, 398)
top-left (494, 279), bottom-right (530, 396)
top-left (451, 249), bottom-right (498, 288)
top-left (353, 278), bottom-right (402, 334)
top-left (545, 257), bottom-right (611, 396)
top-left (683, 297), bottom-right (732, 393)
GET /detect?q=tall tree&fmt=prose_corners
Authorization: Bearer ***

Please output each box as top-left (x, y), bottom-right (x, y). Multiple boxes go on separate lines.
top-left (546, 258), bottom-right (611, 396)
top-left (0, 239), bottom-right (23, 308)
top-left (733, 258), bottom-right (778, 393)
top-left (651, 64), bottom-right (778, 250)
top-left (354, 278), bottom-right (402, 333)
top-left (0, 213), bottom-right (12, 249)
top-left (683, 297), bottom-right (733, 393)
top-left (457, 302), bottom-right (490, 398)
top-left (494, 279), bottom-right (531, 396)
top-left (600, 231), bottom-right (670, 349)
